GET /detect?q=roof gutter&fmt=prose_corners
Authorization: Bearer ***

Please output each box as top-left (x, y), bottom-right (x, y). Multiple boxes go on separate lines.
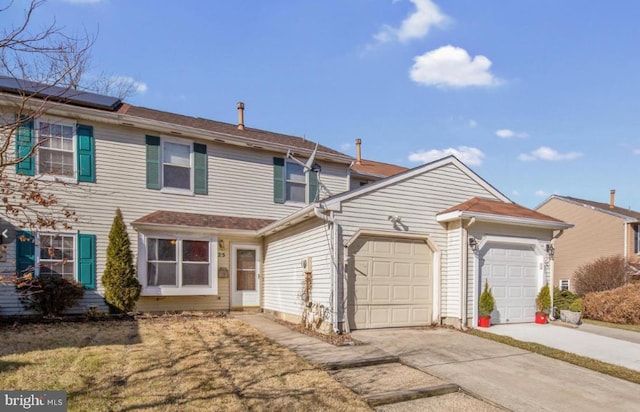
top-left (436, 210), bottom-right (573, 230)
top-left (131, 221), bottom-right (259, 237)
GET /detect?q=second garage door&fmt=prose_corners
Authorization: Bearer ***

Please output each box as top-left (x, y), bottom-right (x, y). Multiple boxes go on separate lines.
top-left (480, 244), bottom-right (539, 324)
top-left (348, 236), bottom-right (433, 329)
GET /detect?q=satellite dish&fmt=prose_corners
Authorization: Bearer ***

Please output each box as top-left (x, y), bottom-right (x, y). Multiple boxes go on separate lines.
top-left (287, 142), bottom-right (319, 173)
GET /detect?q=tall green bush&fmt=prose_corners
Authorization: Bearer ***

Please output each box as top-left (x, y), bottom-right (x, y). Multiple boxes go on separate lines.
top-left (553, 287), bottom-right (578, 318)
top-left (479, 280), bottom-right (495, 317)
top-left (102, 208), bottom-right (141, 313)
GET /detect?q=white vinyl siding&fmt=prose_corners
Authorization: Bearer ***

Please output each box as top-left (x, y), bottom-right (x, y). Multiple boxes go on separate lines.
top-left (263, 220), bottom-right (333, 318)
top-left (443, 221), bottom-right (462, 318)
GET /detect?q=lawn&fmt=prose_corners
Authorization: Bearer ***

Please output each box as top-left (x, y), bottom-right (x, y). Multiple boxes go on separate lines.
top-left (0, 315), bottom-right (371, 411)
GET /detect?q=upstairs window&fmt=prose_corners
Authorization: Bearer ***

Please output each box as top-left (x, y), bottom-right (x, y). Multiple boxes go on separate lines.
top-left (634, 225), bottom-right (639, 254)
top-left (285, 162), bottom-right (306, 203)
top-left (273, 157), bottom-right (318, 204)
top-left (37, 121), bottom-right (75, 177)
top-left (163, 141), bottom-right (192, 190)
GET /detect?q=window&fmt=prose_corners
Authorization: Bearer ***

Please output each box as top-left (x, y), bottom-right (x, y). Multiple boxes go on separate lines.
top-left (38, 233), bottom-right (75, 281)
top-left (634, 225), bottom-right (639, 254)
top-left (163, 141), bottom-right (192, 190)
top-left (37, 121), bottom-right (75, 177)
top-left (144, 236), bottom-right (214, 293)
top-left (560, 279), bottom-right (570, 291)
top-left (286, 162), bottom-right (306, 203)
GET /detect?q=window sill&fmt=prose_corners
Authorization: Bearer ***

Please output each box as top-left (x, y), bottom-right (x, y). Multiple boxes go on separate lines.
top-left (284, 201), bottom-right (307, 207)
top-left (141, 286), bottom-right (217, 296)
top-left (160, 188), bottom-right (195, 196)
top-left (36, 174), bottom-right (78, 184)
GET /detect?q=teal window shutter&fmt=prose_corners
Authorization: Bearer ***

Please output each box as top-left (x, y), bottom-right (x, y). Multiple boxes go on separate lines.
top-left (193, 142), bottom-right (208, 195)
top-left (15, 117), bottom-right (35, 176)
top-left (76, 124), bottom-right (95, 182)
top-left (273, 157), bottom-right (285, 204)
top-left (308, 170), bottom-right (318, 203)
top-left (16, 230), bottom-right (35, 276)
top-left (77, 233), bottom-right (96, 289)
top-left (146, 135), bottom-right (161, 189)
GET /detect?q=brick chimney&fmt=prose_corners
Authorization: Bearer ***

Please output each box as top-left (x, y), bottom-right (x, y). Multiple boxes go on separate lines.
top-left (355, 138), bottom-right (362, 165)
top-left (237, 102), bottom-right (245, 130)
top-left (609, 189), bottom-right (616, 209)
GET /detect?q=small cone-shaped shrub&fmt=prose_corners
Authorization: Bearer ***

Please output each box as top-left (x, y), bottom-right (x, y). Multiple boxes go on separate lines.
top-left (479, 280), bottom-right (495, 317)
top-left (102, 208), bottom-right (141, 313)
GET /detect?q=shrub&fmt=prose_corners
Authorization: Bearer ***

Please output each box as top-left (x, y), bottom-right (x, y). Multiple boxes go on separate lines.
top-left (102, 208), bottom-right (141, 313)
top-left (479, 280), bottom-right (495, 317)
top-left (536, 284), bottom-right (551, 314)
top-left (15, 273), bottom-right (84, 316)
top-left (569, 298), bottom-right (583, 312)
top-left (553, 287), bottom-right (579, 317)
top-left (583, 283), bottom-right (640, 324)
top-left (574, 255), bottom-right (630, 296)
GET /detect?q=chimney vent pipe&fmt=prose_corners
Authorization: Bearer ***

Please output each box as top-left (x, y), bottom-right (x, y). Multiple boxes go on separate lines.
top-left (610, 189), bottom-right (616, 209)
top-left (355, 138), bottom-right (362, 165)
top-left (237, 102), bottom-right (245, 130)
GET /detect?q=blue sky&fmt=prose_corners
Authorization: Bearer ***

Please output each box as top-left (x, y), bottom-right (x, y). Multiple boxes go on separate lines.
top-left (4, 0), bottom-right (640, 209)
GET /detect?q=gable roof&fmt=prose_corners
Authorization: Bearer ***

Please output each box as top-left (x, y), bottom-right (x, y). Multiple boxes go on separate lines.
top-left (350, 159), bottom-right (408, 179)
top-left (437, 197), bottom-right (571, 229)
top-left (537, 195), bottom-right (640, 222)
top-left (132, 210), bottom-right (275, 233)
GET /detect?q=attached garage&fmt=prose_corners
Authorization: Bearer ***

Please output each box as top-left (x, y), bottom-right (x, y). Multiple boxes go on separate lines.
top-left (480, 244), bottom-right (539, 324)
top-left (347, 236), bottom-right (433, 329)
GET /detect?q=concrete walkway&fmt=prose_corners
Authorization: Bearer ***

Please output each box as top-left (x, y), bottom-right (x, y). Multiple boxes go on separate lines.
top-left (488, 322), bottom-right (640, 371)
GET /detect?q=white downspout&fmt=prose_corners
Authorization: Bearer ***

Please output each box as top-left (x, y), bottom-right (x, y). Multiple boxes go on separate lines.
top-left (462, 218), bottom-right (476, 329)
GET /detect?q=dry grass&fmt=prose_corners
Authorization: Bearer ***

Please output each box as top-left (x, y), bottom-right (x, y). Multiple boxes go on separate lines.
top-left (0, 316), bottom-right (371, 411)
top-left (582, 318), bottom-right (640, 333)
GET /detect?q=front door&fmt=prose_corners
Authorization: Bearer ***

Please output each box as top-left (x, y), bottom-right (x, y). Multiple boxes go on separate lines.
top-left (231, 245), bottom-right (260, 307)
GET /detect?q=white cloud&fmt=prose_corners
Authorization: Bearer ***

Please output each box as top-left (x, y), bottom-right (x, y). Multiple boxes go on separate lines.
top-left (373, 0), bottom-right (448, 44)
top-left (469, 119), bottom-right (478, 128)
top-left (340, 143), bottom-right (352, 151)
top-left (518, 146), bottom-right (583, 161)
top-left (512, 190), bottom-right (520, 196)
top-left (496, 128), bottom-right (528, 139)
top-left (110, 76), bottom-right (148, 94)
top-left (535, 190), bottom-right (548, 197)
top-left (409, 45), bottom-right (501, 88)
top-left (633, 148), bottom-right (640, 155)
top-left (408, 146), bottom-right (484, 166)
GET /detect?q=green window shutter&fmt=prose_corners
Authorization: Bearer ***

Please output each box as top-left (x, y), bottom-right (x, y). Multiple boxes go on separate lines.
top-left (273, 157), bottom-right (285, 204)
top-left (16, 230), bottom-right (35, 276)
top-left (193, 142), bottom-right (208, 195)
top-left (146, 135), bottom-right (161, 189)
top-left (308, 170), bottom-right (319, 203)
top-left (77, 233), bottom-right (96, 289)
top-left (15, 117), bottom-right (35, 176)
top-left (76, 124), bottom-right (95, 182)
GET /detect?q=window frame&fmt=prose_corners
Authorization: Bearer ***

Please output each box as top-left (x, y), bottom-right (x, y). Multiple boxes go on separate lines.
top-left (35, 231), bottom-right (78, 282)
top-left (284, 161), bottom-right (307, 204)
top-left (634, 224), bottom-right (640, 254)
top-left (35, 117), bottom-right (77, 183)
top-left (559, 278), bottom-right (570, 291)
top-left (138, 232), bottom-right (218, 296)
top-left (160, 136), bottom-right (194, 195)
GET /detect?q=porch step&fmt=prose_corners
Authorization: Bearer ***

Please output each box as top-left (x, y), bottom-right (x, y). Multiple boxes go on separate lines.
top-left (230, 307), bottom-right (262, 313)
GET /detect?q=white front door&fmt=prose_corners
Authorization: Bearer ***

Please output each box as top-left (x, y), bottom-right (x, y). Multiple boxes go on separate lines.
top-left (231, 245), bottom-right (261, 307)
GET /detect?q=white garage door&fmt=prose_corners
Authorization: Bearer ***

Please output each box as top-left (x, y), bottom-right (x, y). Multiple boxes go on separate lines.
top-left (348, 236), bottom-right (433, 329)
top-left (480, 244), bottom-right (539, 324)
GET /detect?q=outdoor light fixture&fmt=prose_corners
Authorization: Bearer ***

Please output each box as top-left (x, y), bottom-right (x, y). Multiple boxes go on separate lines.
top-left (468, 237), bottom-right (479, 252)
top-left (546, 243), bottom-right (555, 258)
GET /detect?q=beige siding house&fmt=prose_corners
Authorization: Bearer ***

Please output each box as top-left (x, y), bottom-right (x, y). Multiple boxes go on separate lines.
top-left (1, 78), bottom-right (572, 331)
top-left (536, 193), bottom-right (640, 291)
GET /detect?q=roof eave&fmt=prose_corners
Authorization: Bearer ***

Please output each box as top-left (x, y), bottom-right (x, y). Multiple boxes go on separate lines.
top-left (131, 221), bottom-right (260, 236)
top-left (436, 210), bottom-right (573, 230)
top-left (257, 205), bottom-right (318, 236)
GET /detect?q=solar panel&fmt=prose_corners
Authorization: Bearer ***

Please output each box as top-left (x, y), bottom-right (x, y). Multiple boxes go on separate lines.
top-left (0, 75), bottom-right (122, 111)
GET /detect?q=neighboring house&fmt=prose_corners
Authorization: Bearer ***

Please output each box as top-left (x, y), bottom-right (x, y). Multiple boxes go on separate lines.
top-left (536, 191), bottom-right (640, 291)
top-left (0, 77), bottom-right (571, 330)
top-left (349, 138), bottom-right (407, 189)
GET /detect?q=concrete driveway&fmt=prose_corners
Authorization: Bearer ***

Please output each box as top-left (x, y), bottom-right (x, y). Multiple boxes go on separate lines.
top-left (351, 327), bottom-right (640, 412)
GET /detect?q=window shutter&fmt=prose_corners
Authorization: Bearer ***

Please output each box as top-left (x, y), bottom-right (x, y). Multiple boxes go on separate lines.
top-left (308, 170), bottom-right (319, 203)
top-left (146, 135), bottom-right (161, 189)
top-left (635, 225), bottom-right (639, 253)
top-left (16, 230), bottom-right (35, 276)
top-left (273, 157), bottom-right (285, 204)
top-left (193, 142), bottom-right (208, 195)
top-left (15, 116), bottom-right (35, 176)
top-left (77, 233), bottom-right (96, 289)
top-left (76, 124), bottom-right (95, 182)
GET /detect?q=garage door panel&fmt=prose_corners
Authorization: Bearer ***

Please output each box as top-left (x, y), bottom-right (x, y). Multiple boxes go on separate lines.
top-left (481, 244), bottom-right (538, 324)
top-left (349, 236), bottom-right (433, 329)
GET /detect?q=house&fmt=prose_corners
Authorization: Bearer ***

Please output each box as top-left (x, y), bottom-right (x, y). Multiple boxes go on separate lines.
top-left (536, 191), bottom-right (640, 291)
top-left (0, 77), bottom-right (571, 330)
